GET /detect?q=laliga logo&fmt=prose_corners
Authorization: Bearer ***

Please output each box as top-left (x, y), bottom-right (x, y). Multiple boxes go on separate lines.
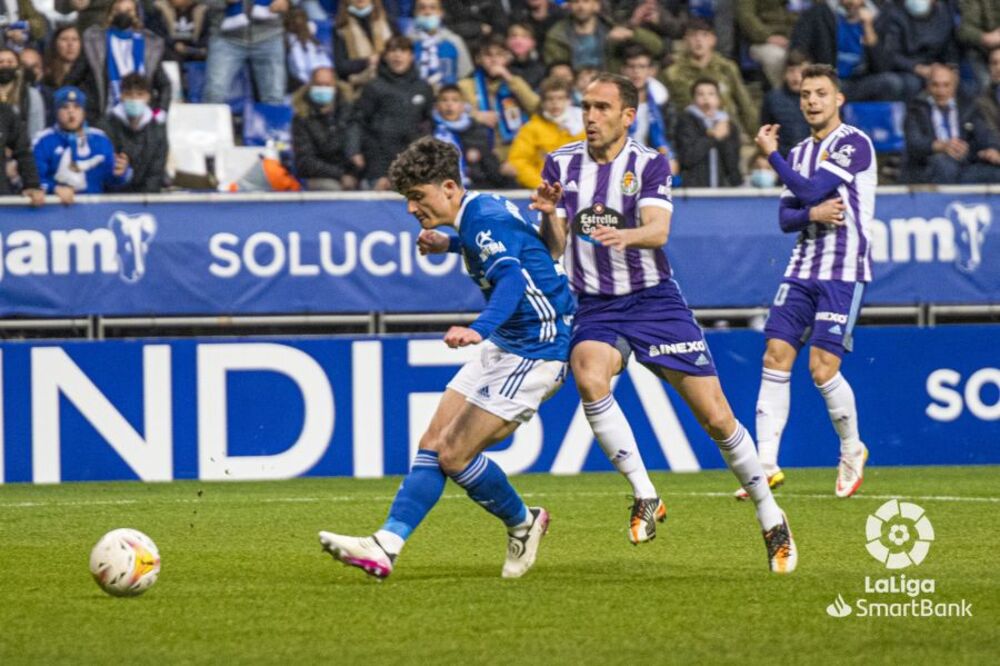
top-left (945, 201), bottom-right (991, 273)
top-left (865, 499), bottom-right (935, 570)
top-left (108, 211), bottom-right (156, 283)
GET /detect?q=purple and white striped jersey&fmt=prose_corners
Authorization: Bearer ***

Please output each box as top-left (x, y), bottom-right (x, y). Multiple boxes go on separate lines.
top-left (541, 138), bottom-right (673, 296)
top-left (783, 123), bottom-right (876, 283)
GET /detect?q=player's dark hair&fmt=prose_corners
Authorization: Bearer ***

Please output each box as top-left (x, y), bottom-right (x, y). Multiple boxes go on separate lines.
top-left (801, 63), bottom-right (840, 90)
top-left (689, 76), bottom-right (719, 97)
top-left (588, 73), bottom-right (638, 111)
top-left (389, 137), bottom-right (462, 194)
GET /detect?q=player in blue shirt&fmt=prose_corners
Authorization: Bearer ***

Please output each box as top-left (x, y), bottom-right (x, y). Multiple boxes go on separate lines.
top-left (319, 137), bottom-right (575, 580)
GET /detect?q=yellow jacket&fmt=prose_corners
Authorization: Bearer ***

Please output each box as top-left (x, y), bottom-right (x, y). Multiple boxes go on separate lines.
top-left (507, 114), bottom-right (584, 189)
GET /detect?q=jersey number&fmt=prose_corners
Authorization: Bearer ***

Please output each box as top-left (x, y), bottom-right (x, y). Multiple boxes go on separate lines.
top-left (773, 283), bottom-right (790, 307)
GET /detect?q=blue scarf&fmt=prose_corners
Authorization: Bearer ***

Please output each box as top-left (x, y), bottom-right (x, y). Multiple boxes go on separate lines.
top-left (473, 69), bottom-right (526, 144)
top-left (107, 29), bottom-right (145, 110)
top-left (629, 80), bottom-right (669, 152)
top-left (432, 109), bottom-right (472, 186)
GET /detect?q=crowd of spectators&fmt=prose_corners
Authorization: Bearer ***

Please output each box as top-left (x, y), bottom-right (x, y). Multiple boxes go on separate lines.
top-left (5, 0), bottom-right (1000, 203)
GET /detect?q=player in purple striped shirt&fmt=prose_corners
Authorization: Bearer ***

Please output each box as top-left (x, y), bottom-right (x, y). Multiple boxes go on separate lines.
top-left (744, 64), bottom-right (873, 501)
top-left (532, 73), bottom-right (796, 574)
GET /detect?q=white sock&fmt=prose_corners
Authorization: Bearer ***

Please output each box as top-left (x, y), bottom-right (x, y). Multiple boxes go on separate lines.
top-left (715, 422), bottom-right (783, 530)
top-left (816, 373), bottom-right (863, 454)
top-left (373, 530), bottom-right (405, 557)
top-left (508, 511), bottom-right (534, 537)
top-left (584, 394), bottom-right (658, 499)
top-left (756, 368), bottom-right (791, 473)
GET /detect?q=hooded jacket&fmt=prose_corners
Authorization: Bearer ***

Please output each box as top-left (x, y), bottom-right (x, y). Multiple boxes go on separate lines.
top-left (101, 103), bottom-right (168, 192)
top-left (291, 84), bottom-right (361, 181)
top-left (81, 25), bottom-right (172, 119)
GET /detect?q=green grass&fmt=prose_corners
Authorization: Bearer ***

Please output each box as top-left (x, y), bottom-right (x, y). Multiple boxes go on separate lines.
top-left (1, 467), bottom-right (998, 665)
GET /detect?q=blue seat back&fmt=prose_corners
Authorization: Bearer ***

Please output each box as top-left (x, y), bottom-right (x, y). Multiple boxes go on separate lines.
top-left (842, 101), bottom-right (906, 153)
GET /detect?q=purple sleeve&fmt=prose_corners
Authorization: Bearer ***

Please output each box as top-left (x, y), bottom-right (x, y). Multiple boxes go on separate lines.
top-left (779, 197), bottom-right (812, 233)
top-left (541, 154), bottom-right (560, 186)
top-left (638, 153), bottom-right (673, 211)
top-left (768, 151), bottom-right (844, 205)
top-left (818, 133), bottom-right (873, 181)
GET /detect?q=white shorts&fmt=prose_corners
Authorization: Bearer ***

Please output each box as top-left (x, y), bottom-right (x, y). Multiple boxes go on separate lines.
top-left (447, 341), bottom-right (567, 424)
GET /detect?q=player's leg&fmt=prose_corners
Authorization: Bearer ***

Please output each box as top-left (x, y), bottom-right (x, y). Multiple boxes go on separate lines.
top-left (318, 388), bottom-right (465, 579)
top-left (810, 281), bottom-right (868, 497)
top-left (753, 279), bottom-right (815, 487)
top-left (659, 369), bottom-right (797, 574)
top-left (571, 333), bottom-right (665, 544)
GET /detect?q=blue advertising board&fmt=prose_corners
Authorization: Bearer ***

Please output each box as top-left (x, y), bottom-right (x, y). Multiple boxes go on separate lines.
top-left (1, 326), bottom-right (995, 484)
top-left (0, 190), bottom-right (996, 317)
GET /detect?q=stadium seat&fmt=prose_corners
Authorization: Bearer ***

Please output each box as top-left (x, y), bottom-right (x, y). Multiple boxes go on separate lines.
top-left (842, 101), bottom-right (906, 154)
top-left (243, 103), bottom-right (293, 149)
top-left (167, 103), bottom-right (235, 176)
top-left (162, 60), bottom-right (183, 102)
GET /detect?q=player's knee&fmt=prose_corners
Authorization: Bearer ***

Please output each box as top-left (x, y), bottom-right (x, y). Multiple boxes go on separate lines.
top-left (571, 360), bottom-right (612, 402)
top-left (418, 429), bottom-right (443, 453)
top-left (435, 434), bottom-right (473, 475)
top-left (763, 342), bottom-right (795, 371)
top-left (705, 411), bottom-right (736, 442)
top-left (809, 353), bottom-right (840, 385)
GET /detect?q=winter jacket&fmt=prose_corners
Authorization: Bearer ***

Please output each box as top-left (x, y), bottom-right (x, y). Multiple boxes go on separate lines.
top-left (736, 0), bottom-right (801, 44)
top-left (760, 85), bottom-right (810, 157)
top-left (437, 118), bottom-right (515, 189)
top-left (80, 25), bottom-right (172, 120)
top-left (0, 102), bottom-right (40, 193)
top-left (334, 10), bottom-right (395, 84)
top-left (149, 0), bottom-right (210, 61)
top-left (877, 3), bottom-right (960, 73)
top-left (291, 85), bottom-right (361, 181)
top-left (675, 108), bottom-right (742, 188)
top-left (543, 15), bottom-right (663, 72)
top-left (406, 25), bottom-right (474, 87)
top-left (353, 61), bottom-right (434, 180)
top-left (507, 113), bottom-right (584, 189)
top-left (101, 104), bottom-right (168, 193)
top-left (958, 0), bottom-right (1000, 51)
top-left (2, 0), bottom-right (48, 43)
top-left (32, 125), bottom-right (132, 193)
top-left (442, 0), bottom-right (508, 49)
top-left (0, 72), bottom-right (45, 141)
top-left (789, 2), bottom-right (881, 76)
top-left (660, 51), bottom-right (757, 135)
top-left (458, 69), bottom-right (539, 158)
top-left (904, 93), bottom-right (1000, 170)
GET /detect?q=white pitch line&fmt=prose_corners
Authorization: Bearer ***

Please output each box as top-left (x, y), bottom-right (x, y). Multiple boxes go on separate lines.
top-left (0, 489), bottom-right (997, 509)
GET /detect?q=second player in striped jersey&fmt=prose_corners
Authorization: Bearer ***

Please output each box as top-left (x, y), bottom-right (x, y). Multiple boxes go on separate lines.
top-left (532, 73), bottom-right (796, 573)
top-left (747, 63), bottom-right (874, 501)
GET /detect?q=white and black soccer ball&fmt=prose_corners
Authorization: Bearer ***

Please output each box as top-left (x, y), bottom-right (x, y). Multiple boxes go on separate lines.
top-left (89, 528), bottom-right (161, 597)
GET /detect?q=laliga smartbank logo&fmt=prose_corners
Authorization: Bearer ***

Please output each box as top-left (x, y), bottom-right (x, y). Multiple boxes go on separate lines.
top-left (825, 500), bottom-right (973, 619)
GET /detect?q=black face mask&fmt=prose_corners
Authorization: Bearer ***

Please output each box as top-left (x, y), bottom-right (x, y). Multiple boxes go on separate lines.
top-left (0, 68), bottom-right (17, 85)
top-left (111, 12), bottom-right (135, 30)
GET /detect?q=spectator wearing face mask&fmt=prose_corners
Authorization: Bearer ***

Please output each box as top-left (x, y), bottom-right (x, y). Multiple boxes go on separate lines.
top-left (675, 77), bottom-right (742, 187)
top-left (33, 86), bottom-right (132, 204)
top-left (19, 47), bottom-right (42, 84)
top-left (101, 73), bottom-right (167, 192)
top-left (0, 47), bottom-right (45, 140)
top-left (292, 66), bottom-right (361, 190)
top-left (506, 75), bottom-right (583, 189)
top-left (352, 35), bottom-right (434, 190)
top-left (433, 83), bottom-right (514, 188)
top-left (0, 97), bottom-right (43, 204)
top-left (506, 22), bottom-right (545, 90)
top-left (335, 0), bottom-right (395, 91)
top-left (407, 0), bottom-right (472, 88)
top-left (80, 0), bottom-right (173, 120)
top-left (459, 35), bottom-right (539, 160)
top-left (285, 8), bottom-right (333, 90)
top-left (877, 0), bottom-right (960, 101)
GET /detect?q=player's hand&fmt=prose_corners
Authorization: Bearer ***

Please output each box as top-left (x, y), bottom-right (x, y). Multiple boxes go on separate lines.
top-left (529, 180), bottom-right (563, 216)
top-left (590, 225), bottom-right (629, 251)
top-left (755, 124), bottom-right (780, 155)
top-left (444, 326), bottom-right (482, 348)
top-left (417, 229), bottom-right (451, 255)
top-left (809, 197), bottom-right (846, 226)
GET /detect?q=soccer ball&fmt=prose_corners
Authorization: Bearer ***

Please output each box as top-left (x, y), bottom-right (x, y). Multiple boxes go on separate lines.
top-left (89, 528), bottom-right (161, 597)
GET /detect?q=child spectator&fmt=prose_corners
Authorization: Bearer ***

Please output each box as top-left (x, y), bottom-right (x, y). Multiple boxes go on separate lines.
top-left (433, 83), bottom-right (514, 188)
top-left (506, 22), bottom-right (545, 90)
top-left (676, 77), bottom-right (742, 187)
top-left (506, 75), bottom-right (583, 188)
top-left (102, 72), bottom-right (167, 192)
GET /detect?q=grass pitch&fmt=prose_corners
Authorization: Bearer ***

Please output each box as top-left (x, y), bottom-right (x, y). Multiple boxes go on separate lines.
top-left (1, 466), bottom-right (997, 665)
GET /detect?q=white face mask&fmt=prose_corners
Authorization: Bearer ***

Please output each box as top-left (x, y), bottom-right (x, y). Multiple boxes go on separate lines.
top-left (905, 0), bottom-right (933, 17)
top-left (750, 169), bottom-right (778, 188)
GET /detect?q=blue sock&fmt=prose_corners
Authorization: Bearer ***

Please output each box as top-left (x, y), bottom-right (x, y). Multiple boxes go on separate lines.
top-left (449, 454), bottom-right (529, 528)
top-left (379, 450), bottom-right (446, 542)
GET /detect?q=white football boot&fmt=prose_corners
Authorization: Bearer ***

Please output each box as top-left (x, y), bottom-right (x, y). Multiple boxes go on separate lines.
top-left (835, 443), bottom-right (868, 498)
top-left (502, 507), bottom-right (549, 579)
top-left (762, 511), bottom-right (797, 574)
top-left (319, 531), bottom-right (394, 580)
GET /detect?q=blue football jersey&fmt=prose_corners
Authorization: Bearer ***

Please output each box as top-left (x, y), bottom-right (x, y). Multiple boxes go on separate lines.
top-left (456, 192), bottom-right (576, 360)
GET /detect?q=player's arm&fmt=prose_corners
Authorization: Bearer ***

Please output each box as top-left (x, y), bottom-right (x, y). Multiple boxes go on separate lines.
top-left (779, 194), bottom-right (848, 233)
top-left (756, 125), bottom-right (844, 205)
top-left (467, 260), bottom-right (528, 340)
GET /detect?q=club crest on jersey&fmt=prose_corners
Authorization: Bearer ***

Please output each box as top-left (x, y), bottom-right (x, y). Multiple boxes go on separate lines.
top-left (572, 202), bottom-right (626, 244)
top-left (830, 143), bottom-right (855, 168)
top-left (621, 171), bottom-right (639, 195)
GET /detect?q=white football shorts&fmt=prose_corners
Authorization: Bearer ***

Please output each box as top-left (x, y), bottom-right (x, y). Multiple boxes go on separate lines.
top-left (447, 341), bottom-right (568, 423)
